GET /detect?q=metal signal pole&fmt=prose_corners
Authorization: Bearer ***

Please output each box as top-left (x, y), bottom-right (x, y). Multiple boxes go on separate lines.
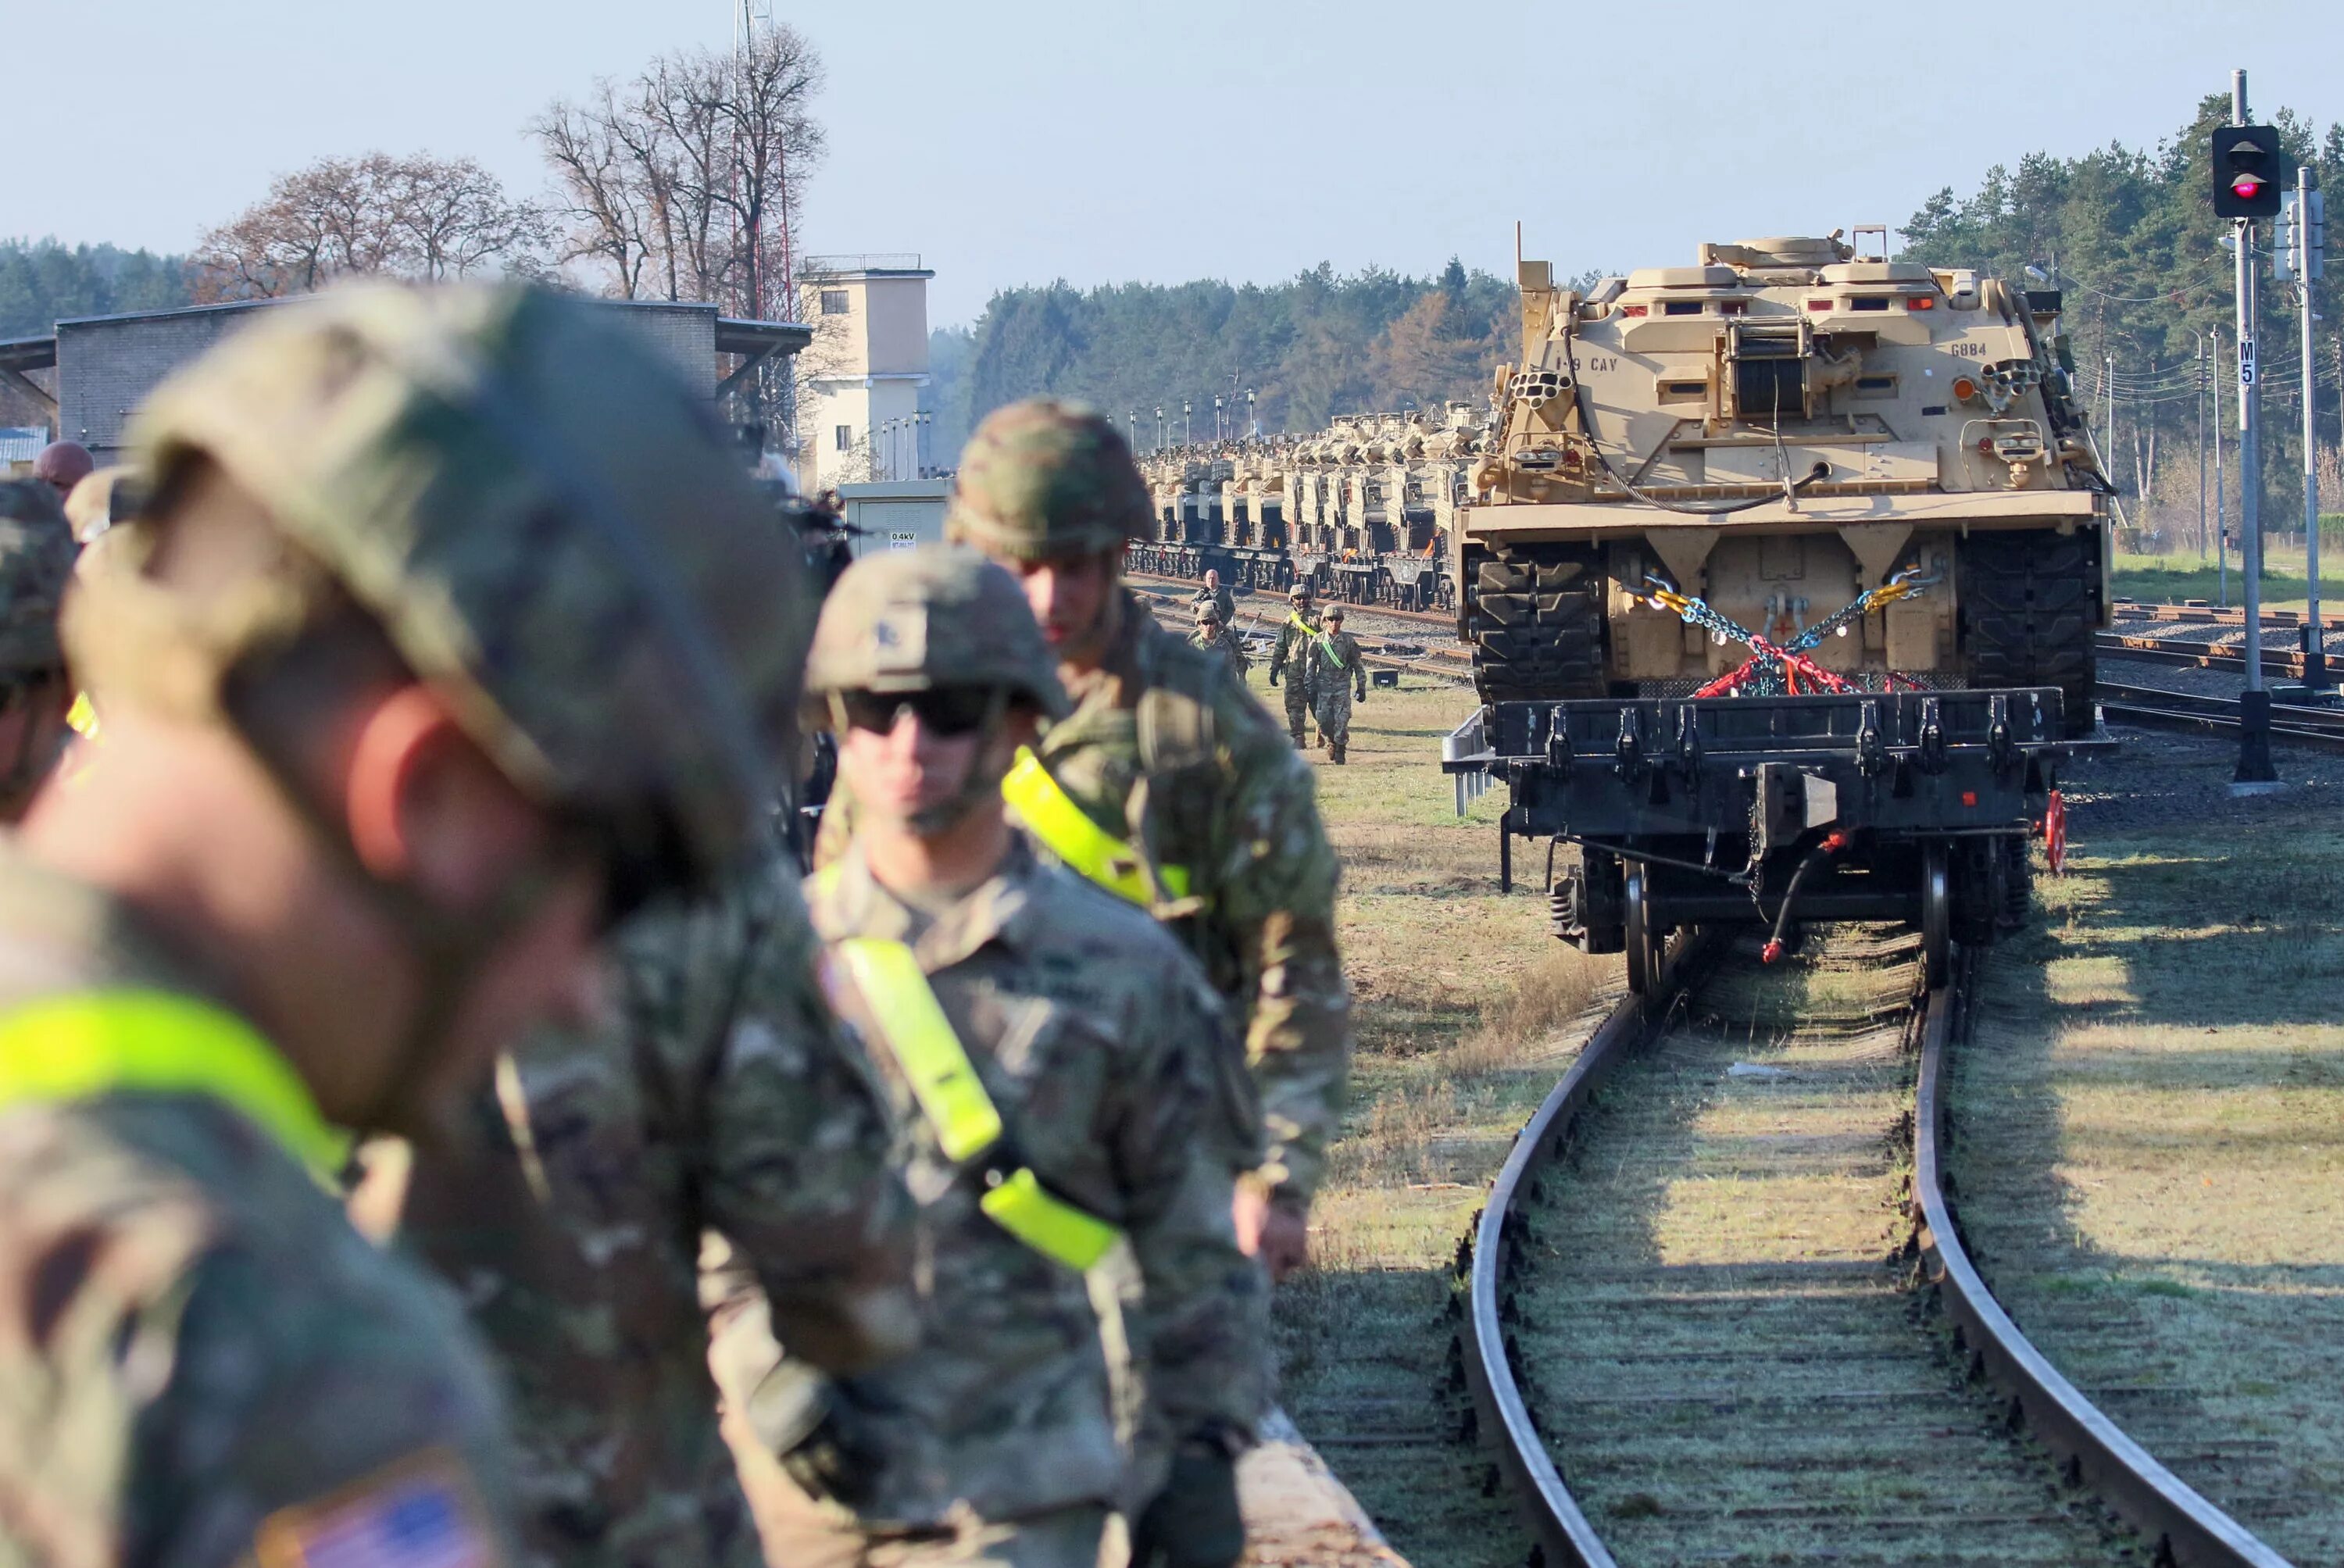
top-left (2231, 69), bottom-right (2279, 786)
top-left (2216, 323), bottom-right (2228, 607)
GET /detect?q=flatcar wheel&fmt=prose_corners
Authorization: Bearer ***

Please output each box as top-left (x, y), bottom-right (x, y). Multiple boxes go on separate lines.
top-left (1921, 843), bottom-right (1951, 991)
top-left (1624, 864), bottom-right (1661, 996)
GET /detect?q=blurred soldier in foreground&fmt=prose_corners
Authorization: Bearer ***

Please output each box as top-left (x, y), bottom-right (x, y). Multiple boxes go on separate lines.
top-left (388, 477), bottom-right (919, 1568)
top-left (0, 284), bottom-right (806, 1565)
top-left (1267, 583), bottom-right (1319, 751)
top-left (1187, 602), bottom-right (1247, 682)
top-left (1306, 606), bottom-right (1367, 765)
top-left (0, 482), bottom-right (77, 817)
top-left (30, 438), bottom-right (93, 505)
top-left (741, 545), bottom-right (1266, 1568)
top-left (940, 401), bottom-right (1349, 1281)
top-left (1188, 567), bottom-right (1235, 630)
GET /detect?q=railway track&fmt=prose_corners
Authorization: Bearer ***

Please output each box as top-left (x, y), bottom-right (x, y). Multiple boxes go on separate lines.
top-left (1128, 578), bottom-right (1472, 683)
top-left (1456, 927), bottom-right (2291, 1567)
top-left (2092, 680), bottom-right (2344, 752)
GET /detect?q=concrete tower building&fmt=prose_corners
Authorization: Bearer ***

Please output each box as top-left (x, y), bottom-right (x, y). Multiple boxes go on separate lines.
top-left (798, 254), bottom-right (934, 493)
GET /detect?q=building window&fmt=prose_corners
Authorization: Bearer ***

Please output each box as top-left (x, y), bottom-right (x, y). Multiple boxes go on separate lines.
top-left (835, 424), bottom-right (853, 452)
top-left (820, 290), bottom-right (850, 316)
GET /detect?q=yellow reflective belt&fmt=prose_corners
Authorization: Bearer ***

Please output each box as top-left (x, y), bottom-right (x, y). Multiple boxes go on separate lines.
top-left (0, 991), bottom-right (348, 1178)
top-left (66, 691), bottom-right (98, 740)
top-left (1000, 748), bottom-right (1189, 905)
top-left (832, 938), bottom-right (1123, 1272)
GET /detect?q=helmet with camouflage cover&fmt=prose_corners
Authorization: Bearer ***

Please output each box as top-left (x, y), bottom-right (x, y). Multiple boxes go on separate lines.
top-left (0, 481), bottom-right (76, 680)
top-left (805, 545), bottom-right (1068, 719)
top-left (1194, 600), bottom-right (1222, 625)
top-left (943, 398), bottom-right (1149, 563)
top-left (73, 281), bottom-right (809, 898)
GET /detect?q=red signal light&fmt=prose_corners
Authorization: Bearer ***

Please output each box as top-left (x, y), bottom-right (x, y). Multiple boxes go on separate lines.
top-left (2232, 173), bottom-right (2267, 201)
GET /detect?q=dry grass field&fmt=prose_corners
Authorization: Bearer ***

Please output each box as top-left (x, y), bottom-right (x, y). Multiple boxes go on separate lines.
top-left (1237, 669), bottom-right (1613, 1568)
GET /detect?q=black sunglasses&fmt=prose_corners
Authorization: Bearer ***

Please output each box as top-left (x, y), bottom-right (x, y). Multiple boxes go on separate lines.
top-left (835, 688), bottom-right (1000, 738)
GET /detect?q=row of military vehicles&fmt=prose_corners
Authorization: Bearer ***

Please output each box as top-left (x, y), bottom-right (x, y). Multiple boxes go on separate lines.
top-left (1134, 232), bottom-right (2115, 990)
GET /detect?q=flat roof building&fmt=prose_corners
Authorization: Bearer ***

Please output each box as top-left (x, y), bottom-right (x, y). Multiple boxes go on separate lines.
top-left (798, 254), bottom-right (934, 495)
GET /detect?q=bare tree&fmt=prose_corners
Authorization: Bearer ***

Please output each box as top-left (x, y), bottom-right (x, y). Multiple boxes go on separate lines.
top-left (195, 153), bottom-right (546, 300)
top-left (533, 23), bottom-right (826, 448)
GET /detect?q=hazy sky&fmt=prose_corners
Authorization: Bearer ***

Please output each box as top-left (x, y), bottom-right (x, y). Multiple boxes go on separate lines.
top-left (15, 1), bottom-right (2342, 327)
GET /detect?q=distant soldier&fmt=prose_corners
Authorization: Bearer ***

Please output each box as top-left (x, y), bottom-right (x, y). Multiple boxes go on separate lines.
top-left (1189, 601), bottom-right (1248, 681)
top-left (939, 402), bottom-right (1350, 1284)
top-left (1307, 606), bottom-right (1367, 764)
top-left (1267, 582), bottom-right (1319, 748)
top-left (732, 545), bottom-right (1267, 1568)
top-left (0, 482), bottom-right (77, 817)
top-left (29, 438), bottom-right (93, 504)
top-left (1189, 566), bottom-right (1235, 629)
top-left (0, 284), bottom-right (806, 1565)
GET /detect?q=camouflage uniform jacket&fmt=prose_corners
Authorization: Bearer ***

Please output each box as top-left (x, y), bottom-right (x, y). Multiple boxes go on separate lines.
top-left (398, 845), bottom-right (917, 1568)
top-left (0, 849), bottom-right (518, 1567)
top-left (1189, 584), bottom-right (1236, 627)
top-left (1267, 611), bottom-right (1320, 693)
top-left (1307, 630), bottom-right (1366, 698)
top-left (802, 839), bottom-right (1270, 1529)
top-left (1036, 591), bottom-right (1350, 1209)
top-left (1187, 622), bottom-right (1249, 681)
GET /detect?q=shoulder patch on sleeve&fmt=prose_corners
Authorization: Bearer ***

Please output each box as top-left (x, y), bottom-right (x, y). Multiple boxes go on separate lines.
top-left (253, 1449), bottom-right (498, 1568)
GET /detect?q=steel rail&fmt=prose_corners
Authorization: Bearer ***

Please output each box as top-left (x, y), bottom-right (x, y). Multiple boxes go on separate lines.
top-left (1460, 938), bottom-right (2295, 1568)
top-left (1912, 955), bottom-right (2292, 1568)
top-left (2094, 682), bottom-right (2344, 753)
top-left (1453, 933), bottom-right (1714, 1568)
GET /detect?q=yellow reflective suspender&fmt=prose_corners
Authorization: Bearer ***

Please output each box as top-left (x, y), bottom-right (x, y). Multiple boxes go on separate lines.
top-left (830, 935), bottom-right (1124, 1273)
top-left (999, 747), bottom-right (1191, 905)
top-left (0, 991), bottom-right (348, 1179)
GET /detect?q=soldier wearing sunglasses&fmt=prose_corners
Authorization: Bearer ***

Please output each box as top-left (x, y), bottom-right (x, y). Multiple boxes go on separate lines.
top-left (723, 545), bottom-right (1267, 1568)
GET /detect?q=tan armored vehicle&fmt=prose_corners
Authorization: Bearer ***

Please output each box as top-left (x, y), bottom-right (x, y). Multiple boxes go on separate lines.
top-left (1132, 404), bottom-right (1493, 609)
top-left (1452, 232), bottom-right (2112, 730)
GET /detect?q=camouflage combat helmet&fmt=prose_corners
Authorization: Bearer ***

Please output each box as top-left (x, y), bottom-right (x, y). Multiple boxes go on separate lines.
top-left (1194, 600), bottom-right (1222, 624)
top-left (943, 398), bottom-right (1149, 563)
top-left (806, 545), bottom-right (1069, 719)
top-left (0, 482), bottom-right (76, 679)
top-left (1288, 580), bottom-right (1312, 601)
top-left (77, 281), bottom-right (810, 895)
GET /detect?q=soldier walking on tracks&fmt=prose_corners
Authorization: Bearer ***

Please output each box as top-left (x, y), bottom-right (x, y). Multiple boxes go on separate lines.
top-left (737, 546), bottom-right (1267, 1568)
top-left (936, 400), bottom-right (1351, 1282)
top-left (0, 283), bottom-right (809, 1565)
top-left (1267, 582), bottom-right (1320, 749)
top-left (1308, 606), bottom-right (1367, 765)
top-left (384, 479), bottom-right (918, 1568)
top-left (1189, 567), bottom-right (1235, 630)
top-left (1188, 601), bottom-right (1249, 682)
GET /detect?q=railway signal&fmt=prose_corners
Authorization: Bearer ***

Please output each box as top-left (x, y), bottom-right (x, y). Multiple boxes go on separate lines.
top-left (2221, 73), bottom-right (2280, 786)
top-left (2212, 124), bottom-right (2283, 218)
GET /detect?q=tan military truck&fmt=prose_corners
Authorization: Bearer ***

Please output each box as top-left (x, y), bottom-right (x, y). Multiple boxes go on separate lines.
top-left (1452, 232), bottom-right (2113, 731)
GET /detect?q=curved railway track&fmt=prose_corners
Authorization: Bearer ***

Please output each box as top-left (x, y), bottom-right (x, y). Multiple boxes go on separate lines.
top-left (1456, 927), bottom-right (2292, 1568)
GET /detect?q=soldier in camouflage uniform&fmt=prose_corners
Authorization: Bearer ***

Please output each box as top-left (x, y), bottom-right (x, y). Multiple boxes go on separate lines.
top-left (0, 482), bottom-right (78, 818)
top-left (1188, 568), bottom-right (1235, 630)
top-left (1306, 606), bottom-right (1367, 765)
top-left (390, 829), bottom-right (918, 1568)
top-left (938, 401), bottom-right (1350, 1283)
top-left (731, 546), bottom-right (1267, 1568)
top-left (1267, 582), bottom-right (1320, 748)
top-left (1187, 601), bottom-right (1248, 682)
top-left (0, 283), bottom-right (809, 1566)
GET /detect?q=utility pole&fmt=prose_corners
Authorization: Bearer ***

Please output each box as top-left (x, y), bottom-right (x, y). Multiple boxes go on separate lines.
top-left (2216, 323), bottom-right (2228, 607)
top-left (2197, 333), bottom-right (2209, 561)
top-left (2284, 164), bottom-right (2328, 690)
top-left (2230, 68), bottom-right (2279, 786)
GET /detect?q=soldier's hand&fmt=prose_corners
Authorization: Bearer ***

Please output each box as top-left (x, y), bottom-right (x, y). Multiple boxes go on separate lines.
top-left (1268, 666), bottom-right (1280, 687)
top-left (1258, 1202), bottom-right (1310, 1282)
top-left (1356, 685), bottom-right (1367, 703)
top-left (1131, 1439), bottom-right (1245, 1568)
